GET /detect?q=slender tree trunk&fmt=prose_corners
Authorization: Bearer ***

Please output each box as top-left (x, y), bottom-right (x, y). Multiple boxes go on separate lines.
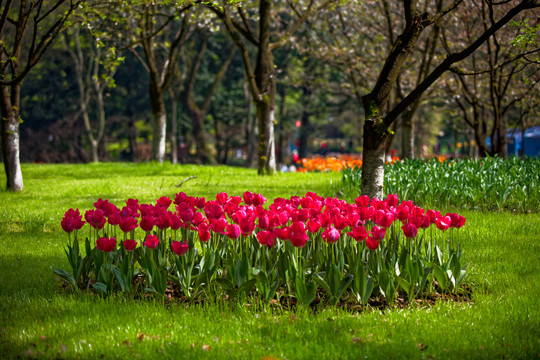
top-left (0, 85), bottom-right (23, 191)
top-left (128, 117), bottom-right (138, 161)
top-left (401, 111), bottom-right (415, 159)
top-left (149, 81), bottom-right (167, 163)
top-left (254, 0), bottom-right (276, 175)
top-left (299, 86), bottom-right (311, 160)
top-left (244, 80), bottom-right (256, 168)
top-left (276, 84), bottom-right (287, 164)
top-left (170, 93), bottom-right (178, 165)
top-left (188, 109), bottom-right (214, 164)
top-left (256, 96), bottom-right (276, 175)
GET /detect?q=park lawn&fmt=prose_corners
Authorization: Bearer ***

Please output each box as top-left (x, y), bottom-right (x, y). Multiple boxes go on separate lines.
top-left (0, 163), bottom-right (539, 359)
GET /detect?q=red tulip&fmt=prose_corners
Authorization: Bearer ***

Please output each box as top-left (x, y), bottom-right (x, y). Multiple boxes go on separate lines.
top-left (322, 226), bottom-right (340, 244)
top-left (257, 230), bottom-right (276, 247)
top-left (171, 240), bottom-right (189, 256)
top-left (402, 223), bottom-right (418, 239)
top-left (210, 217), bottom-right (228, 234)
top-left (204, 201), bottom-right (224, 219)
top-left (123, 239), bottom-right (137, 251)
top-left (252, 193), bottom-right (267, 207)
top-left (156, 196), bottom-right (172, 209)
top-left (61, 217), bottom-right (75, 233)
top-left (355, 195), bottom-right (370, 208)
top-left (365, 237), bottom-right (379, 250)
top-left (288, 222), bottom-right (308, 248)
top-left (216, 192), bottom-right (229, 205)
top-left (436, 216), bottom-right (452, 231)
top-left (140, 215), bottom-right (156, 233)
top-left (174, 192), bottom-right (188, 205)
top-left (306, 219), bottom-right (321, 233)
top-left (155, 210), bottom-right (171, 230)
top-left (243, 191), bottom-right (255, 205)
top-left (225, 224), bottom-right (241, 239)
top-left (169, 212), bottom-right (183, 231)
top-left (374, 210), bottom-right (394, 228)
top-left (447, 213), bottom-right (466, 228)
top-left (85, 209), bottom-right (106, 230)
top-left (371, 226), bottom-right (386, 240)
top-left (107, 210), bottom-right (121, 226)
top-left (96, 237), bottom-right (117, 252)
top-left (385, 194), bottom-right (399, 208)
top-left (119, 216), bottom-right (138, 233)
top-left (347, 225), bottom-right (368, 242)
top-left (143, 234), bottom-right (159, 249)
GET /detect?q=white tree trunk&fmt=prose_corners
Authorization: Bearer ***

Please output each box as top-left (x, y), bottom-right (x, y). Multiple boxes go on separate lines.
top-left (361, 148), bottom-right (385, 199)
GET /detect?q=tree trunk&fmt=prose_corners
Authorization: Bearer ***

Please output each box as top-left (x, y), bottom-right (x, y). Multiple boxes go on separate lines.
top-left (0, 86), bottom-right (24, 191)
top-left (361, 128), bottom-right (386, 199)
top-left (149, 83), bottom-right (167, 163)
top-left (256, 97), bottom-right (277, 175)
top-left (128, 117), bottom-right (138, 162)
top-left (254, 0), bottom-right (276, 175)
top-left (244, 80), bottom-right (256, 168)
top-left (401, 111), bottom-right (414, 159)
top-left (170, 93), bottom-right (178, 165)
top-left (361, 100), bottom-right (388, 199)
top-left (189, 110), bottom-right (214, 164)
top-left (276, 84), bottom-right (287, 164)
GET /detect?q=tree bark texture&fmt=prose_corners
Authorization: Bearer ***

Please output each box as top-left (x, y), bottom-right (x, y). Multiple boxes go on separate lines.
top-left (0, 85), bottom-right (24, 191)
top-left (149, 83), bottom-right (168, 163)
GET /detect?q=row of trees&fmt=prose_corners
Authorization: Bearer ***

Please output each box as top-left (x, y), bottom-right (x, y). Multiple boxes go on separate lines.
top-left (1, 0), bottom-right (539, 196)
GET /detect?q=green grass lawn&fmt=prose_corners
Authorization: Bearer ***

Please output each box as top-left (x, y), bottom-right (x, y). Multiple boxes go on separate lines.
top-left (0, 163), bottom-right (539, 359)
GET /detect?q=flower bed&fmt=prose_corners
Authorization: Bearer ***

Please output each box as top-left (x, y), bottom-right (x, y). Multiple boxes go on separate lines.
top-left (55, 192), bottom-right (467, 307)
top-left (298, 155), bottom-right (400, 172)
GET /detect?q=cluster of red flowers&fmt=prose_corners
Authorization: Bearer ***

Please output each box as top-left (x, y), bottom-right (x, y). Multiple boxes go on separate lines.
top-left (62, 192), bottom-right (466, 254)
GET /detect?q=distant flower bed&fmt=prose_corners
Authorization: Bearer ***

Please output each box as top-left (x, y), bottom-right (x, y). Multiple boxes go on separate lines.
top-left (298, 155), bottom-right (400, 172)
top-left (55, 192), bottom-right (468, 308)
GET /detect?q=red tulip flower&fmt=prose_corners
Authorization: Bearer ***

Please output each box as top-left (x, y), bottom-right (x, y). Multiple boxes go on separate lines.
top-left (385, 194), bottom-right (399, 208)
top-left (156, 196), bottom-right (172, 209)
top-left (96, 237), bottom-right (117, 252)
top-left (436, 216), bottom-right (452, 231)
top-left (216, 192), bottom-right (229, 205)
top-left (123, 239), bottom-right (137, 251)
top-left (225, 224), bottom-right (241, 239)
top-left (347, 225), bottom-right (369, 242)
top-left (143, 234), bottom-right (159, 249)
top-left (140, 215), bottom-right (156, 233)
top-left (447, 213), bottom-right (466, 228)
top-left (61, 208), bottom-right (86, 233)
top-left (257, 230), bottom-right (276, 247)
top-left (402, 223), bottom-right (418, 239)
top-left (85, 209), bottom-right (106, 230)
top-left (371, 226), bottom-right (386, 240)
top-left (210, 217), bottom-right (228, 234)
top-left (354, 195), bottom-right (370, 208)
top-left (119, 216), bottom-right (138, 233)
top-left (365, 237), bottom-right (379, 250)
top-left (171, 240), bottom-right (189, 256)
top-left (243, 191), bottom-right (255, 205)
top-left (288, 221), bottom-right (308, 248)
top-left (306, 219), bottom-right (321, 233)
top-left (155, 210), bottom-right (171, 230)
top-left (322, 226), bottom-right (340, 244)
top-left (168, 212), bottom-right (183, 231)
top-left (204, 201), bottom-right (224, 219)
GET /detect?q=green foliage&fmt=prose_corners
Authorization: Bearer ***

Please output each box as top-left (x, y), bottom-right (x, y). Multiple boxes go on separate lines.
top-left (342, 157), bottom-right (540, 212)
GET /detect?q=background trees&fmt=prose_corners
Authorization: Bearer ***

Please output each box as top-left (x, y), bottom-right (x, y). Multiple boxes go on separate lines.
top-left (3, 0), bottom-right (539, 193)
